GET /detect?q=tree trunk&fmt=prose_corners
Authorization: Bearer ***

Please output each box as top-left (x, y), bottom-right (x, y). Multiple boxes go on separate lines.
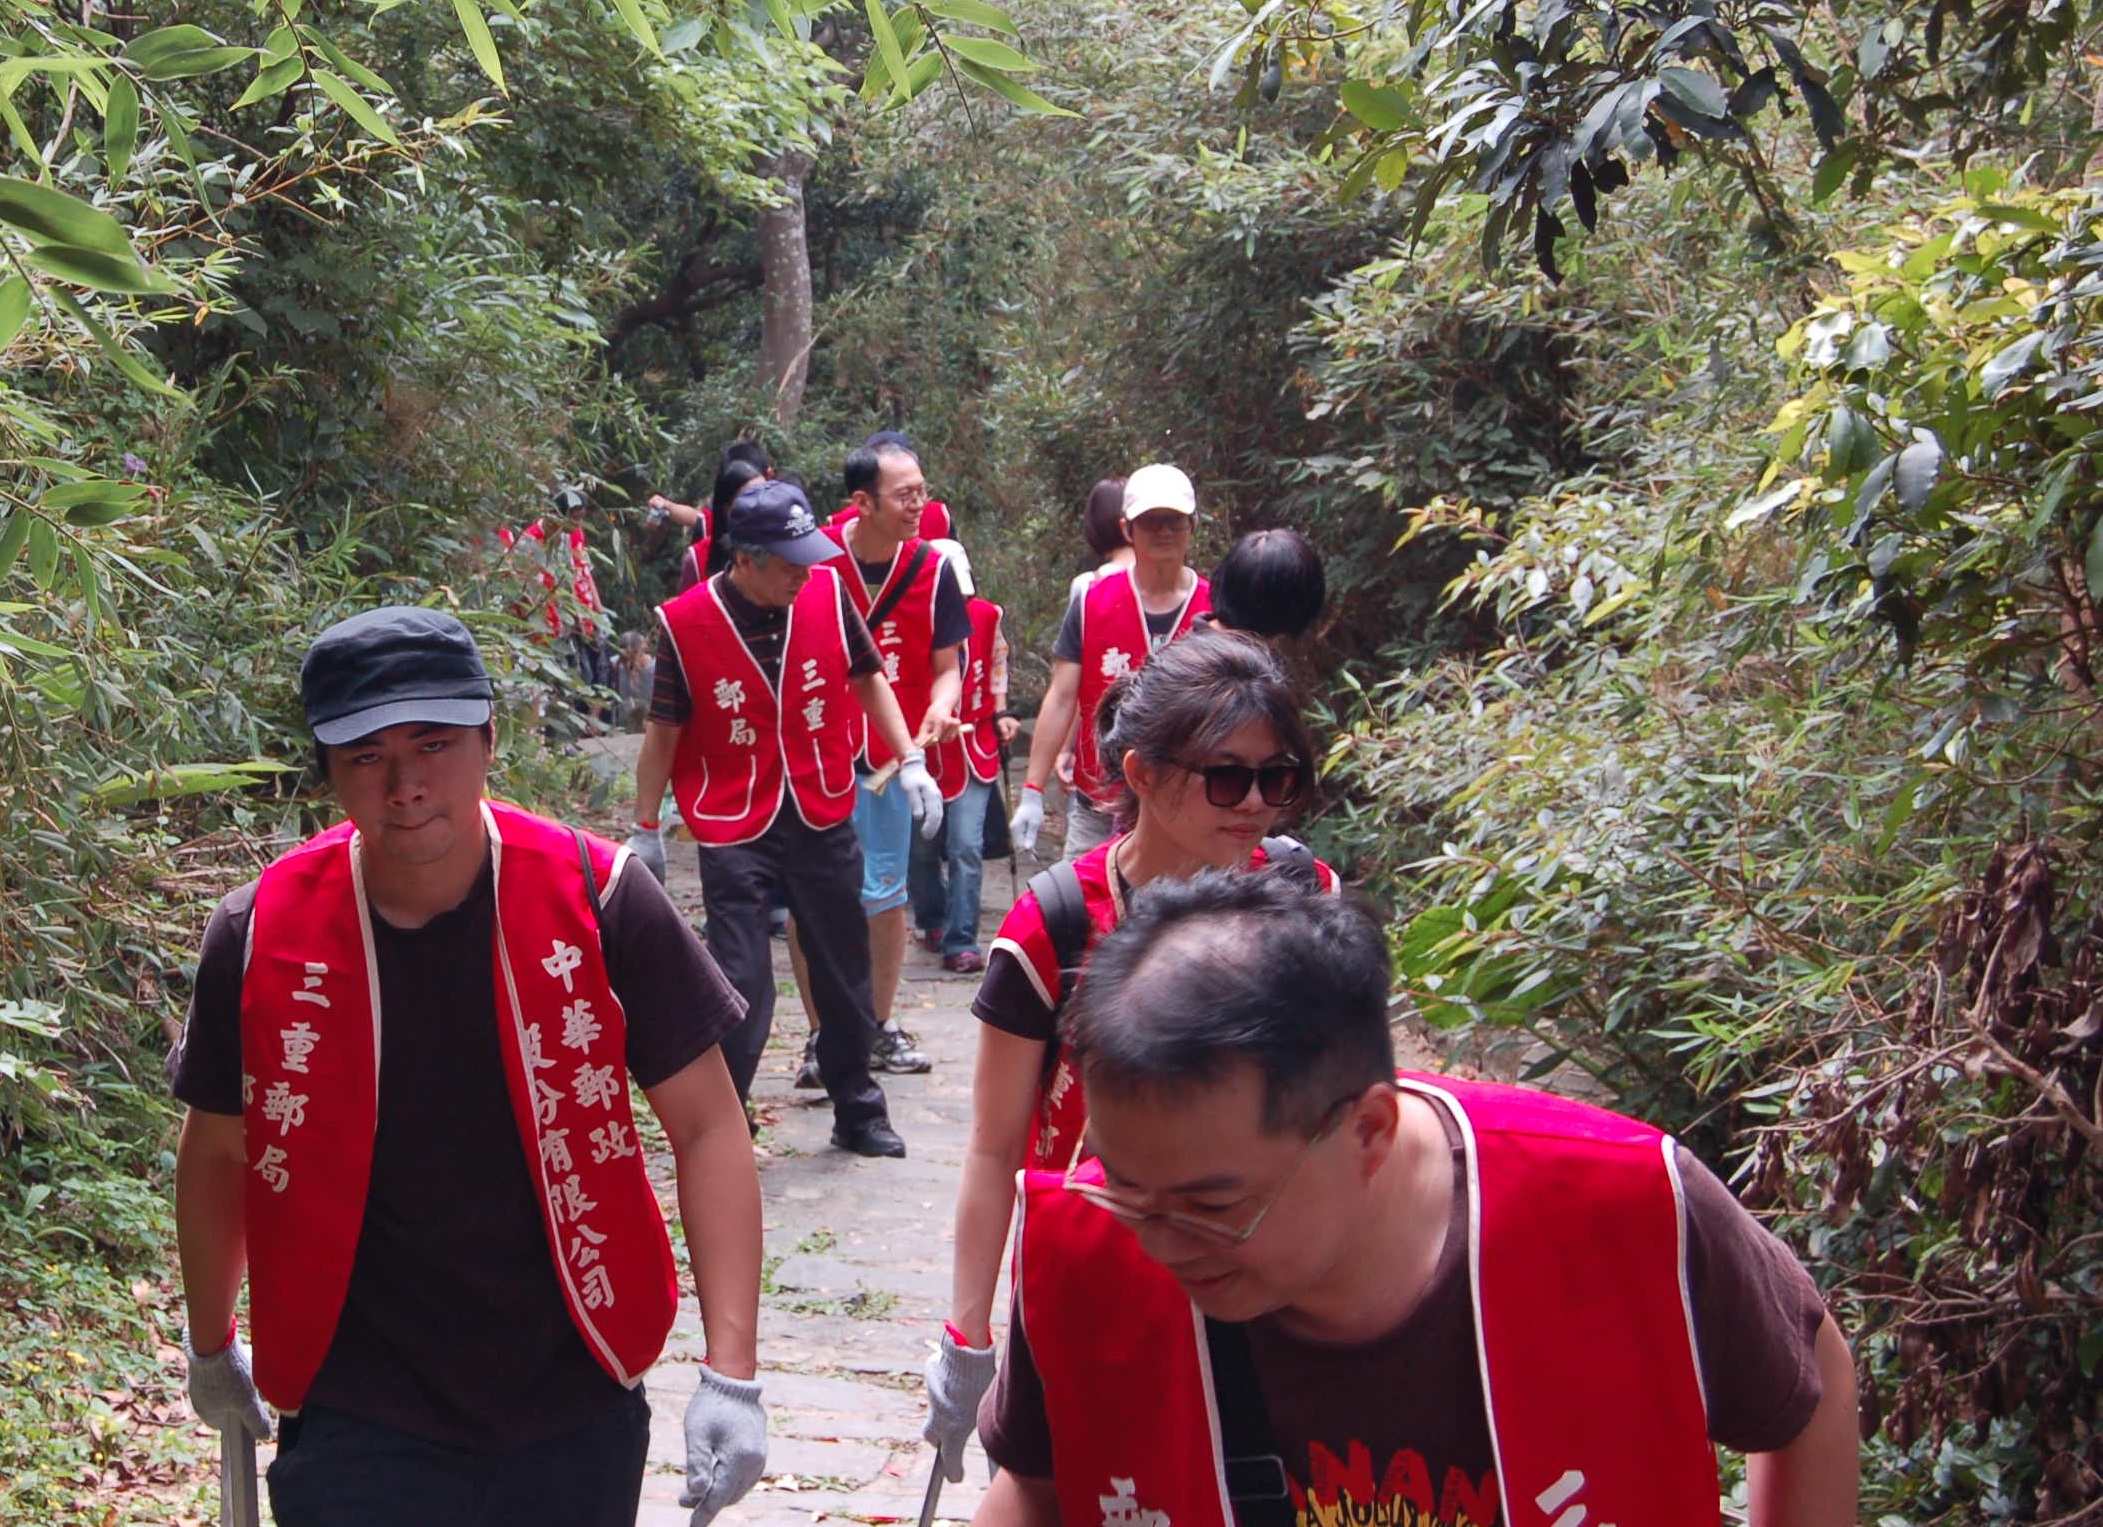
top-left (756, 150), bottom-right (814, 428)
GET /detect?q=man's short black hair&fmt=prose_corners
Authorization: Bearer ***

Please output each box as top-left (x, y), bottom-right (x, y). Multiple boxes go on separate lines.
top-left (844, 441), bottom-right (917, 500)
top-left (1062, 870), bottom-right (1394, 1136)
top-left (1211, 529), bottom-right (1326, 640)
top-left (719, 439), bottom-right (772, 476)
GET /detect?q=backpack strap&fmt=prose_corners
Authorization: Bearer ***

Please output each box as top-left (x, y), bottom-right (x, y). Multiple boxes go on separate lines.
top-left (867, 541), bottom-right (934, 632)
top-left (1026, 860), bottom-right (1091, 1006)
top-left (1204, 1318), bottom-right (1293, 1527)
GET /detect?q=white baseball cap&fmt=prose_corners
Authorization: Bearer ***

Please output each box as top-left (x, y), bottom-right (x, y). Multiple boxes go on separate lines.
top-left (1121, 463), bottom-right (1197, 519)
top-left (928, 537), bottom-right (974, 597)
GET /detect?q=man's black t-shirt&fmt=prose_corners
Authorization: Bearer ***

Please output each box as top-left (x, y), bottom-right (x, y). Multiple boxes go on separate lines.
top-left (168, 852), bottom-right (744, 1450)
top-left (852, 553), bottom-right (973, 654)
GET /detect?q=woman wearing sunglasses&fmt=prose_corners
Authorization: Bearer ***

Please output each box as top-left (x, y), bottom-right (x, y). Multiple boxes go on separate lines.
top-left (921, 630), bottom-right (1338, 1481)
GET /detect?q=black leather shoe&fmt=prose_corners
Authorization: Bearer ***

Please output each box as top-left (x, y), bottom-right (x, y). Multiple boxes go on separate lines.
top-left (830, 1120), bottom-right (907, 1158)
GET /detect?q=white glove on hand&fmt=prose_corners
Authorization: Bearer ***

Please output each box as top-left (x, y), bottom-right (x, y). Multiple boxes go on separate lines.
top-left (897, 749), bottom-right (945, 841)
top-left (1010, 787), bottom-right (1045, 855)
top-left (681, 1365), bottom-right (768, 1527)
top-left (183, 1325), bottom-right (274, 1441)
top-left (923, 1328), bottom-right (997, 1484)
top-left (627, 823), bottom-right (667, 884)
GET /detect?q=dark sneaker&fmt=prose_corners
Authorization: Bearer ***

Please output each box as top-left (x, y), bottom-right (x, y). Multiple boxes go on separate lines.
top-left (871, 1024), bottom-right (932, 1074)
top-left (793, 1037), bottom-right (823, 1090)
top-left (831, 1119), bottom-right (907, 1158)
top-left (941, 949), bottom-right (986, 974)
top-left (917, 927), bottom-right (944, 954)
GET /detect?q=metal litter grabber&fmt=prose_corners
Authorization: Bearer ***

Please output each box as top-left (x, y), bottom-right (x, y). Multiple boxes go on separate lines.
top-left (917, 1451), bottom-right (945, 1527)
top-left (221, 1425), bottom-right (260, 1527)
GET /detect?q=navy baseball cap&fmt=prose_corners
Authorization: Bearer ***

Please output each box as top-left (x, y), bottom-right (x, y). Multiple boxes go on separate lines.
top-left (302, 607), bottom-right (495, 746)
top-left (725, 480), bottom-right (838, 566)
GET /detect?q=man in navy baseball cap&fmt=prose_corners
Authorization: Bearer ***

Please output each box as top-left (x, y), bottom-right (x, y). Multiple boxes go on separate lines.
top-left (722, 479), bottom-right (840, 566)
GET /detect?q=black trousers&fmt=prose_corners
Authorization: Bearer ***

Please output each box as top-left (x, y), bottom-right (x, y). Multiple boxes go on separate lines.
top-left (267, 1387), bottom-right (649, 1527)
top-left (699, 812), bottom-right (889, 1130)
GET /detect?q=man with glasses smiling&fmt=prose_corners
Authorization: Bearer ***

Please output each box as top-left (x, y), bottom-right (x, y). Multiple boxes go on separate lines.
top-left (974, 873), bottom-right (1861, 1527)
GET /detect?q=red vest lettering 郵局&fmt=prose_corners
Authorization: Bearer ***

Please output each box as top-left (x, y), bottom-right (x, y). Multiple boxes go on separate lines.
top-left (1073, 569), bottom-right (1209, 806)
top-left (1017, 1073), bottom-right (1720, 1527)
top-left (239, 801), bottom-right (677, 1411)
top-left (819, 526), bottom-right (944, 771)
top-left (658, 568), bottom-right (859, 847)
top-left (927, 597), bottom-right (1004, 800)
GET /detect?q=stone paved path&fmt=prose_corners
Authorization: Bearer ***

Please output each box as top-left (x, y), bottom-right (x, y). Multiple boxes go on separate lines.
top-left (616, 734), bottom-right (1023, 1527)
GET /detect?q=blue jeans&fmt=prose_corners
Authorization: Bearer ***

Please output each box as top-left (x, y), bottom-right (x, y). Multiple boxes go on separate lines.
top-left (908, 777), bottom-right (992, 956)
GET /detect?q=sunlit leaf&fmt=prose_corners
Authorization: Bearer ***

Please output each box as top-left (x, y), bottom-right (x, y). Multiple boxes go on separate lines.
top-left (26, 517), bottom-right (58, 590)
top-left (0, 177), bottom-right (135, 257)
top-left (940, 36), bottom-right (1036, 72)
top-left (103, 75), bottom-right (138, 182)
top-left (954, 56), bottom-right (1077, 115)
top-left (865, 0), bottom-right (913, 104)
top-left (610, 0), bottom-right (662, 56)
top-left (23, 244), bottom-right (174, 296)
top-left (312, 70), bottom-right (401, 146)
top-left (917, 0), bottom-right (1021, 35)
top-left (451, 0), bottom-right (506, 93)
top-left (233, 54), bottom-right (306, 110)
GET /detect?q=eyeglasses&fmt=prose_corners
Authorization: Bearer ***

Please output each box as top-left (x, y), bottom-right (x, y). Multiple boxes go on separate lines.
top-left (1062, 1095), bottom-right (1356, 1247)
top-left (1175, 759), bottom-right (1308, 809)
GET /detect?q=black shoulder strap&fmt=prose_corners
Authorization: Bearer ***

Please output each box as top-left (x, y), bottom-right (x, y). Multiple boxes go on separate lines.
top-left (574, 829), bottom-right (608, 953)
top-left (867, 541), bottom-right (933, 632)
top-left (1204, 1319), bottom-right (1293, 1527)
top-left (1026, 860), bottom-right (1090, 1005)
top-left (1259, 835), bottom-right (1318, 888)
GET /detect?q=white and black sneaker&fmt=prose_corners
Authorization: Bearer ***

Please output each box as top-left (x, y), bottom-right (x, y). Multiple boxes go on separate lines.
top-left (871, 1024), bottom-right (931, 1074)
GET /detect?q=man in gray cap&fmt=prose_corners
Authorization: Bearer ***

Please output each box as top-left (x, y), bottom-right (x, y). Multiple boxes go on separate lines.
top-left (169, 606), bottom-right (769, 1527)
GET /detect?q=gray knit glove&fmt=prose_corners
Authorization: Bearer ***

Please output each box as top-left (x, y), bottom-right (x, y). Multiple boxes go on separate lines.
top-left (923, 1328), bottom-right (997, 1483)
top-left (681, 1365), bottom-right (767, 1527)
top-left (183, 1325), bottom-right (274, 1441)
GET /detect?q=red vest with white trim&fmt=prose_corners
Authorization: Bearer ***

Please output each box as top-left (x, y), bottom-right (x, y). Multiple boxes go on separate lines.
top-left (1073, 568), bottom-right (1210, 805)
top-left (658, 568), bottom-right (859, 847)
top-left (238, 801), bottom-right (677, 1412)
top-left (818, 525), bottom-right (944, 771)
top-left (928, 597), bottom-right (1004, 800)
top-left (1017, 1073), bottom-right (1720, 1527)
top-left (678, 511), bottom-right (713, 594)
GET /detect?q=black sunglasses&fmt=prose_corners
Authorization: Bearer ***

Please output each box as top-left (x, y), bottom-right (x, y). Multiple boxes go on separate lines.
top-left (1176, 759), bottom-right (1308, 808)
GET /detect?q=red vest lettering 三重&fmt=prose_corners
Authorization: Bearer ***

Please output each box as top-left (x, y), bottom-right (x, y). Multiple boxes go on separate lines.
top-left (819, 526), bottom-right (944, 771)
top-left (1016, 1074), bottom-right (1720, 1527)
top-left (239, 801), bottom-right (677, 1411)
top-left (1072, 569), bottom-right (1210, 806)
top-left (927, 597), bottom-right (1004, 800)
top-left (658, 567), bottom-right (859, 846)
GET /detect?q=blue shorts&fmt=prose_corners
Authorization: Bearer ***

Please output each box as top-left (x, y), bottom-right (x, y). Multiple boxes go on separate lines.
top-left (852, 773), bottom-right (914, 914)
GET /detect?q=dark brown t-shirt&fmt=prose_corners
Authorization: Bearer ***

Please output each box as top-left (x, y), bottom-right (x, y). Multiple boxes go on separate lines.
top-left (980, 1107), bottom-right (1829, 1526)
top-left (167, 850), bottom-right (744, 1450)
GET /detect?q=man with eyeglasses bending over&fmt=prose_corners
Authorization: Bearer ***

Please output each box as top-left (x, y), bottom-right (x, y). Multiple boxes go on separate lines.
top-left (973, 872), bottom-right (1861, 1527)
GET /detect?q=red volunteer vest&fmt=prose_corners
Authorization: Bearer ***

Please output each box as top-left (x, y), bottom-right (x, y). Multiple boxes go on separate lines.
top-left (1017, 1074), bottom-right (1720, 1527)
top-left (927, 597), bottom-right (1003, 800)
top-left (829, 498), bottom-right (952, 540)
top-left (658, 567), bottom-right (859, 846)
top-left (1073, 569), bottom-right (1210, 805)
top-left (819, 525), bottom-right (944, 770)
top-left (239, 801), bottom-right (677, 1411)
top-left (990, 839), bottom-right (1338, 1170)
top-left (499, 521), bottom-right (602, 638)
top-left (678, 511), bottom-right (713, 594)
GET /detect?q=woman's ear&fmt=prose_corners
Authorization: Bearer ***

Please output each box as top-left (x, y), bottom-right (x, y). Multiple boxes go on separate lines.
top-left (1121, 747), bottom-right (1157, 802)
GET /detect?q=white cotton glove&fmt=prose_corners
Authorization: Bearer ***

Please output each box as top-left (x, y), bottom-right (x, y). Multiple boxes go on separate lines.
top-left (681, 1365), bottom-right (768, 1527)
top-left (923, 1328), bottom-right (997, 1484)
top-left (627, 822), bottom-right (667, 884)
top-left (898, 749), bottom-right (945, 841)
top-left (1010, 786), bottom-right (1045, 855)
top-left (182, 1325), bottom-right (274, 1441)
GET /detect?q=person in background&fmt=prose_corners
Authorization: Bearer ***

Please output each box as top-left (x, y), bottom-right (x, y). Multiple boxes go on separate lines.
top-left (500, 485), bottom-right (612, 709)
top-left (924, 632), bottom-right (1337, 1482)
top-left (631, 481), bottom-right (940, 1160)
top-left (1051, 478), bottom-right (1134, 795)
top-left (971, 872), bottom-right (1862, 1527)
top-left (815, 439), bottom-right (970, 1075)
top-left (829, 431), bottom-right (954, 542)
top-left (1012, 465), bottom-right (1209, 863)
top-left (909, 539), bottom-right (1020, 974)
top-left (667, 460), bottom-right (764, 593)
top-left (171, 608), bottom-right (767, 1527)
top-left (1203, 527), bottom-right (1327, 641)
